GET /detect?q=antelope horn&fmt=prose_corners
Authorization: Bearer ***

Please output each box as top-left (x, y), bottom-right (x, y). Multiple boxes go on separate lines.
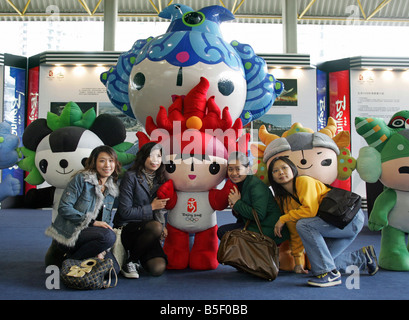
top-left (258, 125), bottom-right (280, 146)
top-left (319, 117), bottom-right (337, 138)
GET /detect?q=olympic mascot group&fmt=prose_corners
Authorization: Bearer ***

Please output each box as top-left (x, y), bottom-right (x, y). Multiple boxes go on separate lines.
top-left (6, 3), bottom-right (409, 275)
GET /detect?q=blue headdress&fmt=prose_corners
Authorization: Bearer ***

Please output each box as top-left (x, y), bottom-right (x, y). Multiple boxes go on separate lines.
top-left (101, 4), bottom-right (283, 125)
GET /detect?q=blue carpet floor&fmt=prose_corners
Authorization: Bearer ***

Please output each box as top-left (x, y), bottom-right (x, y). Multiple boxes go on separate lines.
top-left (1, 208), bottom-right (408, 301)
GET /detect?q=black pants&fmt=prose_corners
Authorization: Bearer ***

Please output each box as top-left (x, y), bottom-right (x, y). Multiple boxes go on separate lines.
top-left (121, 221), bottom-right (167, 275)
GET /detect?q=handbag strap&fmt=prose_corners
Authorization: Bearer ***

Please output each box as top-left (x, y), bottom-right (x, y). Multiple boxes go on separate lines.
top-left (104, 267), bottom-right (118, 288)
top-left (243, 209), bottom-right (265, 237)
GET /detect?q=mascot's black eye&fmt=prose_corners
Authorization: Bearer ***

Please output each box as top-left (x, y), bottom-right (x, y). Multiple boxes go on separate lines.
top-left (183, 11), bottom-right (204, 26)
top-left (39, 159), bottom-right (48, 174)
top-left (209, 162), bottom-right (220, 175)
top-left (132, 72), bottom-right (145, 91)
top-left (218, 79), bottom-right (234, 96)
top-left (321, 159), bottom-right (332, 167)
top-left (81, 158), bottom-right (88, 167)
top-left (390, 117), bottom-right (405, 128)
top-left (165, 160), bottom-right (176, 174)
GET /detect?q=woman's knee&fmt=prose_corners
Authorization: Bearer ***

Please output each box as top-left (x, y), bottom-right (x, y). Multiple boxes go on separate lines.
top-left (295, 219), bottom-right (308, 233)
top-left (145, 257), bottom-right (166, 276)
top-left (145, 220), bottom-right (163, 238)
top-left (100, 228), bottom-right (116, 248)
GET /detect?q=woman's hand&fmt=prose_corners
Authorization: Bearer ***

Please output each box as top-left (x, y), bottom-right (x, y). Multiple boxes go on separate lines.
top-left (228, 186), bottom-right (241, 207)
top-left (93, 220), bottom-right (113, 230)
top-left (274, 220), bottom-right (285, 238)
top-left (152, 197), bottom-right (169, 211)
top-left (161, 227), bottom-right (168, 240)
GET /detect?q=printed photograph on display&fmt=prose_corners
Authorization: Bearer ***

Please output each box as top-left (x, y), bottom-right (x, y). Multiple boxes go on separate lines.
top-left (50, 102), bottom-right (96, 116)
top-left (98, 102), bottom-right (143, 133)
top-left (275, 79), bottom-right (298, 106)
top-left (247, 114), bottom-right (292, 142)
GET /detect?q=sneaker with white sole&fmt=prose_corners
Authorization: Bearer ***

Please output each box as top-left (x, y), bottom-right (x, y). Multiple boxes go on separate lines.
top-left (121, 261), bottom-right (139, 279)
top-left (362, 245), bottom-right (379, 276)
top-left (307, 270), bottom-right (341, 287)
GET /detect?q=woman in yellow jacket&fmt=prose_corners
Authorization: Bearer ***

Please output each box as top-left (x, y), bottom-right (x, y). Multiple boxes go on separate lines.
top-left (269, 156), bottom-right (378, 287)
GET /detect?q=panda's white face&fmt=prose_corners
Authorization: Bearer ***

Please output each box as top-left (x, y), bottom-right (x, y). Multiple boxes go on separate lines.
top-left (35, 130), bottom-right (104, 189)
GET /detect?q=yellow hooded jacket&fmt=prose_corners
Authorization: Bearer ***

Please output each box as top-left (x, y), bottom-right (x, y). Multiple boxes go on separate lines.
top-left (278, 175), bottom-right (331, 265)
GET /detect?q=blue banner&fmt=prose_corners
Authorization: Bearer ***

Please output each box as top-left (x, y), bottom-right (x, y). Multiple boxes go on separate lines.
top-left (316, 69), bottom-right (328, 130)
top-left (3, 66), bottom-right (26, 195)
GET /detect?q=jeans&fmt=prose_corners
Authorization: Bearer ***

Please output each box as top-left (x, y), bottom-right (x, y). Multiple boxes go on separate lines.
top-left (296, 209), bottom-right (366, 276)
top-left (68, 226), bottom-right (116, 260)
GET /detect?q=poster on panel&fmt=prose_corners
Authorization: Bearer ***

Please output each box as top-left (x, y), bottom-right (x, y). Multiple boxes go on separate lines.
top-left (317, 69), bottom-right (328, 130)
top-left (350, 69), bottom-right (409, 196)
top-left (329, 70), bottom-right (351, 190)
top-left (2, 66), bottom-right (26, 195)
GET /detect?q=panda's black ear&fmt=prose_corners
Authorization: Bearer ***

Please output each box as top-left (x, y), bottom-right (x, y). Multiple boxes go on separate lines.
top-left (90, 113), bottom-right (126, 146)
top-left (22, 119), bottom-right (53, 151)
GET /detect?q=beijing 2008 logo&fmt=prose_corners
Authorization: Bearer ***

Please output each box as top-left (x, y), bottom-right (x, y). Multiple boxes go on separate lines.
top-left (187, 198), bottom-right (197, 213)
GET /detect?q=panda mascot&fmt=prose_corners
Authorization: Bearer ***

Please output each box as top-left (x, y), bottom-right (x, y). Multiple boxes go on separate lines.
top-left (18, 102), bottom-right (135, 266)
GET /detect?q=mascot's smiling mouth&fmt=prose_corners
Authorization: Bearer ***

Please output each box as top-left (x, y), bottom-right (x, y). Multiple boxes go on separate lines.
top-left (56, 169), bottom-right (74, 175)
top-left (297, 165), bottom-right (312, 170)
top-left (398, 166), bottom-right (409, 174)
top-left (188, 175), bottom-right (196, 180)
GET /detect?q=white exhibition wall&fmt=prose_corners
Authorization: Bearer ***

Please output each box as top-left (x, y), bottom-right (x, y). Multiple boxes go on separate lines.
top-left (249, 67), bottom-right (318, 144)
top-left (38, 65), bottom-right (140, 143)
top-left (38, 64), bottom-right (318, 148)
top-left (350, 69), bottom-right (409, 196)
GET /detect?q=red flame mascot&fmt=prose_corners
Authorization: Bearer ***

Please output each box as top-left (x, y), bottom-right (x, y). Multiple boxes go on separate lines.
top-left (136, 77), bottom-right (249, 270)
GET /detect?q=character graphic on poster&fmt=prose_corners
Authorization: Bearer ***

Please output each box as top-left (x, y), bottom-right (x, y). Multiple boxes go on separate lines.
top-left (0, 122), bottom-right (21, 201)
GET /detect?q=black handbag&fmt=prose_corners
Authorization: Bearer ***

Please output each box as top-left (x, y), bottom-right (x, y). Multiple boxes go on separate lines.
top-left (61, 258), bottom-right (118, 290)
top-left (217, 209), bottom-right (279, 281)
top-left (317, 186), bottom-right (362, 229)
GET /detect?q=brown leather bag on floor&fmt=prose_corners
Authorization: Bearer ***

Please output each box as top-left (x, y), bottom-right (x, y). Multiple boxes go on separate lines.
top-left (217, 209), bottom-right (279, 281)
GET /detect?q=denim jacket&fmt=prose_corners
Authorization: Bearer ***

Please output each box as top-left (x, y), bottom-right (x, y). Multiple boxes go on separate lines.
top-left (45, 170), bottom-right (119, 247)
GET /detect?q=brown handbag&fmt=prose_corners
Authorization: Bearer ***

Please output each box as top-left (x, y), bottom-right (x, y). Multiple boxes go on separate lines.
top-left (217, 209), bottom-right (279, 281)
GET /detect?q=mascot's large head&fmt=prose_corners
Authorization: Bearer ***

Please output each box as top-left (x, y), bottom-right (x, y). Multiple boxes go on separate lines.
top-left (355, 110), bottom-right (409, 151)
top-left (101, 4), bottom-right (283, 126)
top-left (356, 112), bottom-right (409, 192)
top-left (251, 118), bottom-right (355, 185)
top-left (136, 77), bottom-right (249, 192)
top-left (18, 102), bottom-right (135, 189)
top-left (0, 121), bottom-right (20, 169)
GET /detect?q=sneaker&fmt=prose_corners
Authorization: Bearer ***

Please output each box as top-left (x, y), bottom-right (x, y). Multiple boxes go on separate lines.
top-left (307, 270), bottom-right (341, 287)
top-left (121, 261), bottom-right (139, 279)
top-left (362, 245), bottom-right (379, 276)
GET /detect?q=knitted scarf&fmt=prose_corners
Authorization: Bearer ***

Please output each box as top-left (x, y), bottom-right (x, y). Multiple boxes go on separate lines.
top-left (142, 168), bottom-right (156, 191)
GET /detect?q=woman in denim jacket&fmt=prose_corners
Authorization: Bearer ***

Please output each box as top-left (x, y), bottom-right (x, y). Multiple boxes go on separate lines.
top-left (45, 145), bottom-right (120, 267)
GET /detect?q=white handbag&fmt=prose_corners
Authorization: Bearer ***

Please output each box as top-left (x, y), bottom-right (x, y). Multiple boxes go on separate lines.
top-left (112, 227), bottom-right (127, 270)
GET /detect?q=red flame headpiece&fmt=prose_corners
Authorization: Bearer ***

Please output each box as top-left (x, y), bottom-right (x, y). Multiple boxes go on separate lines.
top-left (136, 77), bottom-right (249, 157)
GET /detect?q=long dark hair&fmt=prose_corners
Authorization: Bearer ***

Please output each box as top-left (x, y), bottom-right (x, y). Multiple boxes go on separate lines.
top-left (131, 142), bottom-right (166, 183)
top-left (85, 145), bottom-right (121, 183)
top-left (268, 156), bottom-right (300, 210)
